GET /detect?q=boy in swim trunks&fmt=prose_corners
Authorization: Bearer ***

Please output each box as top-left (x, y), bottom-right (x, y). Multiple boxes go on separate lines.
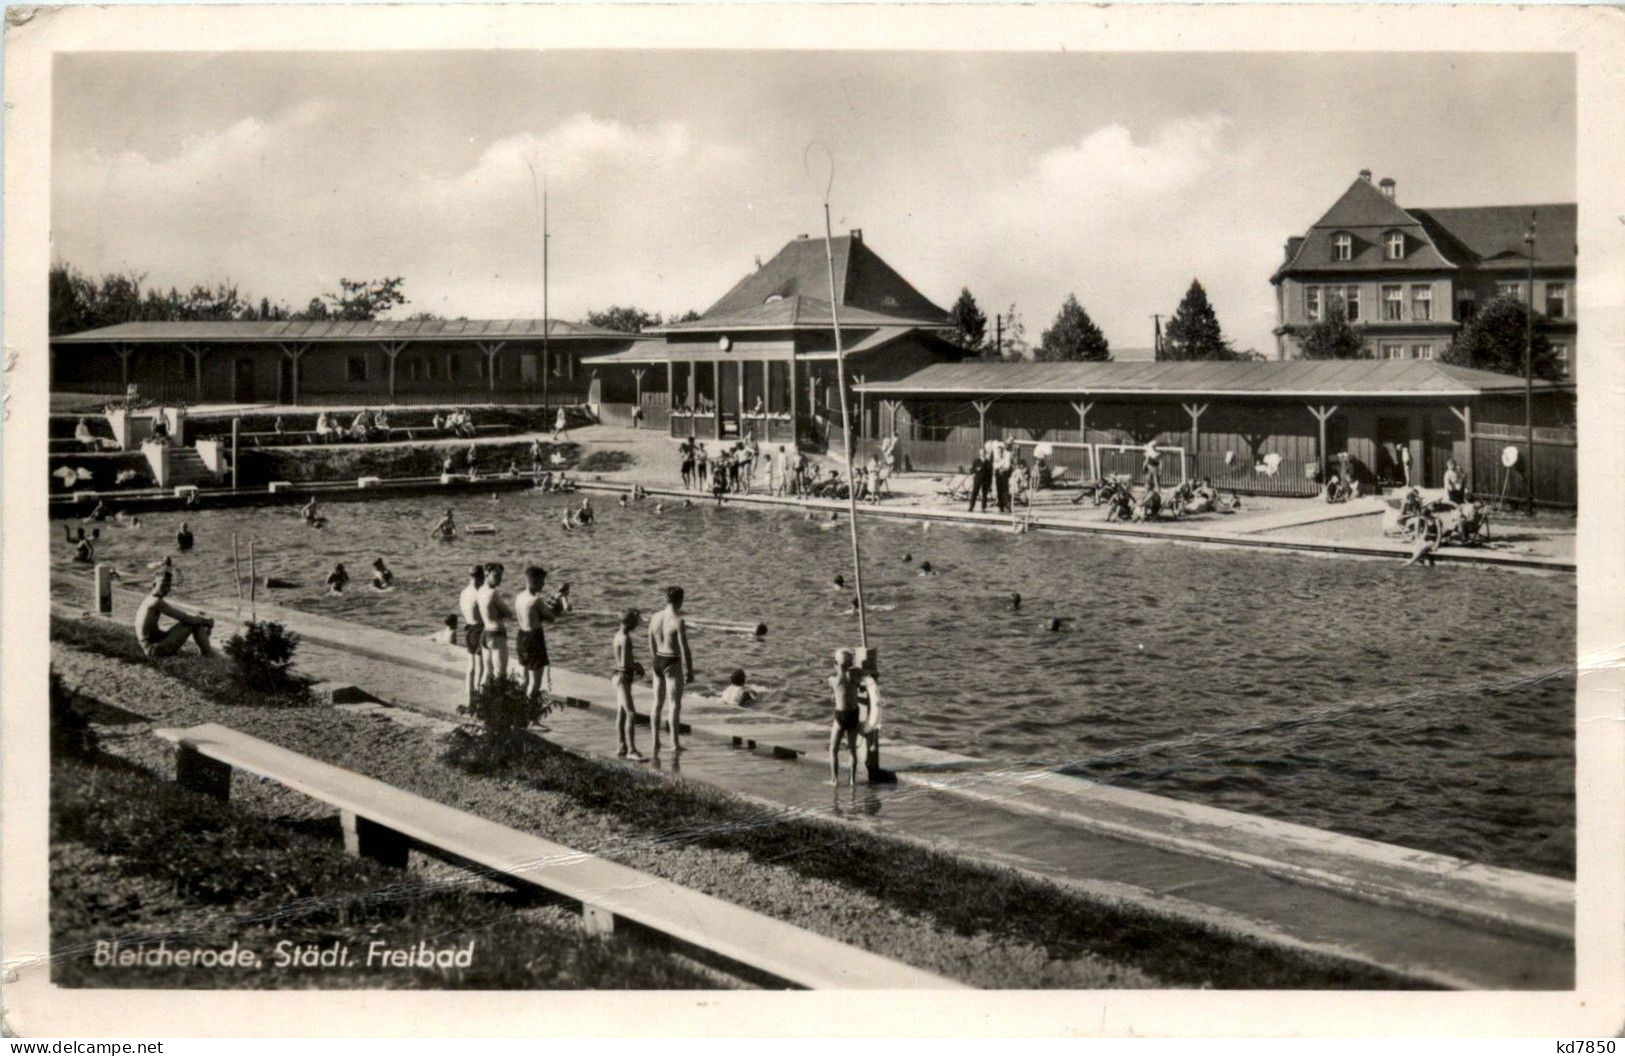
top-left (611, 608), bottom-right (646, 760)
top-left (458, 564), bottom-right (486, 699)
top-left (133, 570), bottom-right (214, 659)
top-left (512, 565), bottom-right (552, 703)
top-left (828, 648), bottom-right (861, 786)
top-left (647, 586), bottom-right (693, 756)
top-left (476, 562), bottom-right (512, 685)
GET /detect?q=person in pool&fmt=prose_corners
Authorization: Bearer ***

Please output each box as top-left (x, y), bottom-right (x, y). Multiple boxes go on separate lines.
top-left (325, 562), bottom-right (349, 594)
top-left (576, 497), bottom-right (594, 525)
top-left (73, 535), bottom-right (95, 564)
top-left (430, 508), bottom-right (457, 541)
top-left (370, 558), bottom-right (394, 591)
top-left (720, 668), bottom-right (757, 708)
top-left (175, 521), bottom-right (195, 552)
top-left (611, 608), bottom-right (646, 761)
top-left (828, 649), bottom-right (862, 786)
top-left (300, 497), bottom-right (326, 529)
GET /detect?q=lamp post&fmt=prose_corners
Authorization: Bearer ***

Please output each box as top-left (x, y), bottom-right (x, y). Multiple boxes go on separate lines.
top-left (1523, 211), bottom-right (1536, 516)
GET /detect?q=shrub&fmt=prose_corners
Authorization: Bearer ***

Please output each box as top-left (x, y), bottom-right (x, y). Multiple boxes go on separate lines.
top-left (223, 620), bottom-right (310, 703)
top-left (50, 670), bottom-right (99, 759)
top-left (446, 675), bottom-right (552, 770)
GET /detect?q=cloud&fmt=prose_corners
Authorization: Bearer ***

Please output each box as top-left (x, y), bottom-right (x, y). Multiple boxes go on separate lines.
top-left (930, 114), bottom-right (1284, 353)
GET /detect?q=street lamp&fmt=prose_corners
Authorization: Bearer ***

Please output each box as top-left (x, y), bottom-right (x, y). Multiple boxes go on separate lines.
top-left (1523, 211), bottom-right (1536, 516)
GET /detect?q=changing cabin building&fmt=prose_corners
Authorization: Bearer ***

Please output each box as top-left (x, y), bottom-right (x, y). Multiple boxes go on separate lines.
top-left (50, 318), bottom-right (635, 406)
top-left (1272, 171), bottom-right (1577, 376)
top-left (581, 229), bottom-right (967, 446)
top-left (857, 359), bottom-right (1576, 507)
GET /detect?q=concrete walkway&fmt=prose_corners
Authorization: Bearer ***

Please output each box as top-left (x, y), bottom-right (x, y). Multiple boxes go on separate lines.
top-left (1224, 496), bottom-right (1388, 534)
top-left (53, 574), bottom-right (1573, 988)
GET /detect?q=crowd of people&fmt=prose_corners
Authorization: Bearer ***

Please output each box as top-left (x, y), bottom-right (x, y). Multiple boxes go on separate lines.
top-left (677, 431), bottom-right (898, 505)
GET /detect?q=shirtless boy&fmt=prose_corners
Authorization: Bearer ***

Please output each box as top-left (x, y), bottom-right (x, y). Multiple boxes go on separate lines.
top-left (133, 571), bottom-right (214, 659)
top-left (828, 649), bottom-right (861, 785)
top-left (647, 586), bottom-right (694, 755)
top-left (477, 562), bottom-right (513, 684)
top-left (458, 564), bottom-right (486, 697)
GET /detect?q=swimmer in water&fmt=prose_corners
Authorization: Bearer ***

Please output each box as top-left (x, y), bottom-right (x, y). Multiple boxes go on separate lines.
top-left (903, 553), bottom-right (912, 563)
top-left (918, 561), bottom-right (936, 576)
top-left (576, 497), bottom-right (594, 525)
top-left (654, 502), bottom-right (665, 515)
top-left (429, 508), bottom-right (457, 541)
top-left (832, 574), bottom-right (846, 591)
top-left (1048, 617), bottom-right (1065, 632)
top-left (682, 499), bottom-right (693, 508)
top-left (370, 558), bottom-right (394, 591)
top-left (175, 521), bottom-right (194, 552)
top-left (326, 563), bottom-right (349, 594)
top-left (1010, 592), bottom-right (1022, 610)
top-left (300, 497), bottom-right (326, 529)
top-left (618, 494), bottom-right (629, 508)
top-left (73, 536), bottom-right (95, 564)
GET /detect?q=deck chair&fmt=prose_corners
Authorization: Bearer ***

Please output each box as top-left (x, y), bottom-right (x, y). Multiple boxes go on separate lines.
top-left (936, 471), bottom-right (972, 501)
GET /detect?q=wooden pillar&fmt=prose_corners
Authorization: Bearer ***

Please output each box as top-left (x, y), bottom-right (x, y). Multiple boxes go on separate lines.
top-left (788, 356), bottom-right (799, 447)
top-left (1307, 404), bottom-right (1339, 476)
top-left (278, 343), bottom-right (308, 406)
top-left (116, 343), bottom-right (134, 389)
top-left (666, 361), bottom-right (674, 409)
top-left (380, 342), bottom-right (405, 400)
top-left (182, 344), bottom-right (204, 402)
top-left (854, 373), bottom-right (867, 448)
top-left (972, 400), bottom-right (992, 444)
top-left (1182, 402), bottom-right (1209, 452)
top-left (1448, 403), bottom-right (1474, 490)
top-left (477, 341), bottom-right (505, 400)
top-left (714, 359), bottom-right (723, 437)
top-left (632, 367), bottom-right (646, 406)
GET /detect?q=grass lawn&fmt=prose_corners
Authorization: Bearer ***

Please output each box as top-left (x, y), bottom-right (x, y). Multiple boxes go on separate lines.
top-left (50, 751), bottom-right (720, 989)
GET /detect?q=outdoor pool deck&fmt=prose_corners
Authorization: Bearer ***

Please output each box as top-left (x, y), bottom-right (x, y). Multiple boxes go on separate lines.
top-left (53, 574), bottom-right (1574, 989)
top-left (566, 424), bottom-right (1578, 571)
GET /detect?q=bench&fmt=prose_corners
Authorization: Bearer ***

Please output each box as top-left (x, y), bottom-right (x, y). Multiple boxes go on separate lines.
top-left (153, 723), bottom-right (962, 990)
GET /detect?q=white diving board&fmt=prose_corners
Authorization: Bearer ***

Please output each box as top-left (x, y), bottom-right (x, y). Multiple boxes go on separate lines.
top-left (153, 722), bottom-right (964, 991)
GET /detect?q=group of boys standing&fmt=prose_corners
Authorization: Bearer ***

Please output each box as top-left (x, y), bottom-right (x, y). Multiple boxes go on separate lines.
top-left (454, 564), bottom-right (695, 761)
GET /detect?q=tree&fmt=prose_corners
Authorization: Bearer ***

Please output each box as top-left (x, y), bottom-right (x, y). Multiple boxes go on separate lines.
top-left (405, 311), bottom-right (446, 322)
top-left (1442, 294), bottom-right (1562, 380)
top-left (948, 287), bottom-right (988, 353)
top-left (586, 305), bottom-right (661, 333)
top-left (1297, 306), bottom-right (1366, 360)
top-left (1162, 279), bottom-right (1235, 361)
top-left (1035, 294), bottom-right (1110, 362)
top-left (669, 309), bottom-right (703, 324)
top-left (324, 277), bottom-right (408, 321)
top-left (295, 297), bottom-right (330, 321)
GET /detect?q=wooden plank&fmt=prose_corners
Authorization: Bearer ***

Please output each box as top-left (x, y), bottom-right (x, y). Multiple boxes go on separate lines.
top-left (153, 723), bottom-right (964, 990)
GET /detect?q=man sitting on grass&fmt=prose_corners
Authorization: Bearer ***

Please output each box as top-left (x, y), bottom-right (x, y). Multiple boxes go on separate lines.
top-left (134, 570), bottom-right (214, 659)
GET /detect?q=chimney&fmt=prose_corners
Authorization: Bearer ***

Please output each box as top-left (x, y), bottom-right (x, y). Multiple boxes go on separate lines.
top-left (1379, 177), bottom-right (1396, 199)
top-left (1359, 168), bottom-right (1372, 182)
top-left (849, 228), bottom-right (863, 243)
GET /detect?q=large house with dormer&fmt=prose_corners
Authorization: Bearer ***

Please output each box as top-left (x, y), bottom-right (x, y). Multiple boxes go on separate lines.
top-left (1272, 170), bottom-right (1577, 376)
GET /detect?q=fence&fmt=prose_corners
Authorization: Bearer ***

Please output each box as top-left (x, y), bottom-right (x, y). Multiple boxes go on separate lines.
top-left (1469, 423), bottom-right (1577, 510)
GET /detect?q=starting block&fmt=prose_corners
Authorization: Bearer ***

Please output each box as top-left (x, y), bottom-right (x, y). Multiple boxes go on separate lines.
top-left (357, 476), bottom-right (383, 489)
top-left (173, 485), bottom-right (199, 500)
top-left (268, 481), bottom-right (295, 493)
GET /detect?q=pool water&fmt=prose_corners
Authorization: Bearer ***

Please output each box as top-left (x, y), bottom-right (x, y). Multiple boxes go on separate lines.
top-left (60, 491), bottom-right (1576, 878)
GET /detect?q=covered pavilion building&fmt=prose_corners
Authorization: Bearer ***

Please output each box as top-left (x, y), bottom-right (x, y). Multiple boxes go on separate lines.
top-left (583, 229), bottom-right (967, 446)
top-left (50, 317), bottom-right (634, 407)
top-left (856, 359), bottom-right (1577, 506)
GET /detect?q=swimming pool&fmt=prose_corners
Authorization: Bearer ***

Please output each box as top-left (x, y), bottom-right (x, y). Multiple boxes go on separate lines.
top-left (59, 491), bottom-right (1575, 877)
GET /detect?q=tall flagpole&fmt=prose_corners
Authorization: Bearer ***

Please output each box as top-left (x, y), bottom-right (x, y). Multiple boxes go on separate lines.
top-left (542, 178), bottom-right (551, 414)
top-left (821, 199), bottom-right (870, 648)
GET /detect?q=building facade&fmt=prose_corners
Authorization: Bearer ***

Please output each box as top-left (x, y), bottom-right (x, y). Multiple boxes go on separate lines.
top-left (1272, 171), bottom-right (1576, 376)
top-left (583, 229), bottom-right (966, 446)
top-left (50, 318), bottom-right (634, 406)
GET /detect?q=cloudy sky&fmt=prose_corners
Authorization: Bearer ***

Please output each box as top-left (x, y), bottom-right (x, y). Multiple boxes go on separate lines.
top-left (53, 50), bottom-right (1573, 354)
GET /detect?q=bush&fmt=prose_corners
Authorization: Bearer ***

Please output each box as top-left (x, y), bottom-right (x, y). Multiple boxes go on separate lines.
top-left (446, 675), bottom-right (552, 771)
top-left (50, 669), bottom-right (99, 759)
top-left (223, 620), bottom-right (311, 703)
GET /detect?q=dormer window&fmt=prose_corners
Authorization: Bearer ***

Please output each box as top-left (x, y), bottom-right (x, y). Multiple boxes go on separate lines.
top-left (1333, 233), bottom-right (1352, 262)
top-left (1385, 232), bottom-right (1406, 260)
